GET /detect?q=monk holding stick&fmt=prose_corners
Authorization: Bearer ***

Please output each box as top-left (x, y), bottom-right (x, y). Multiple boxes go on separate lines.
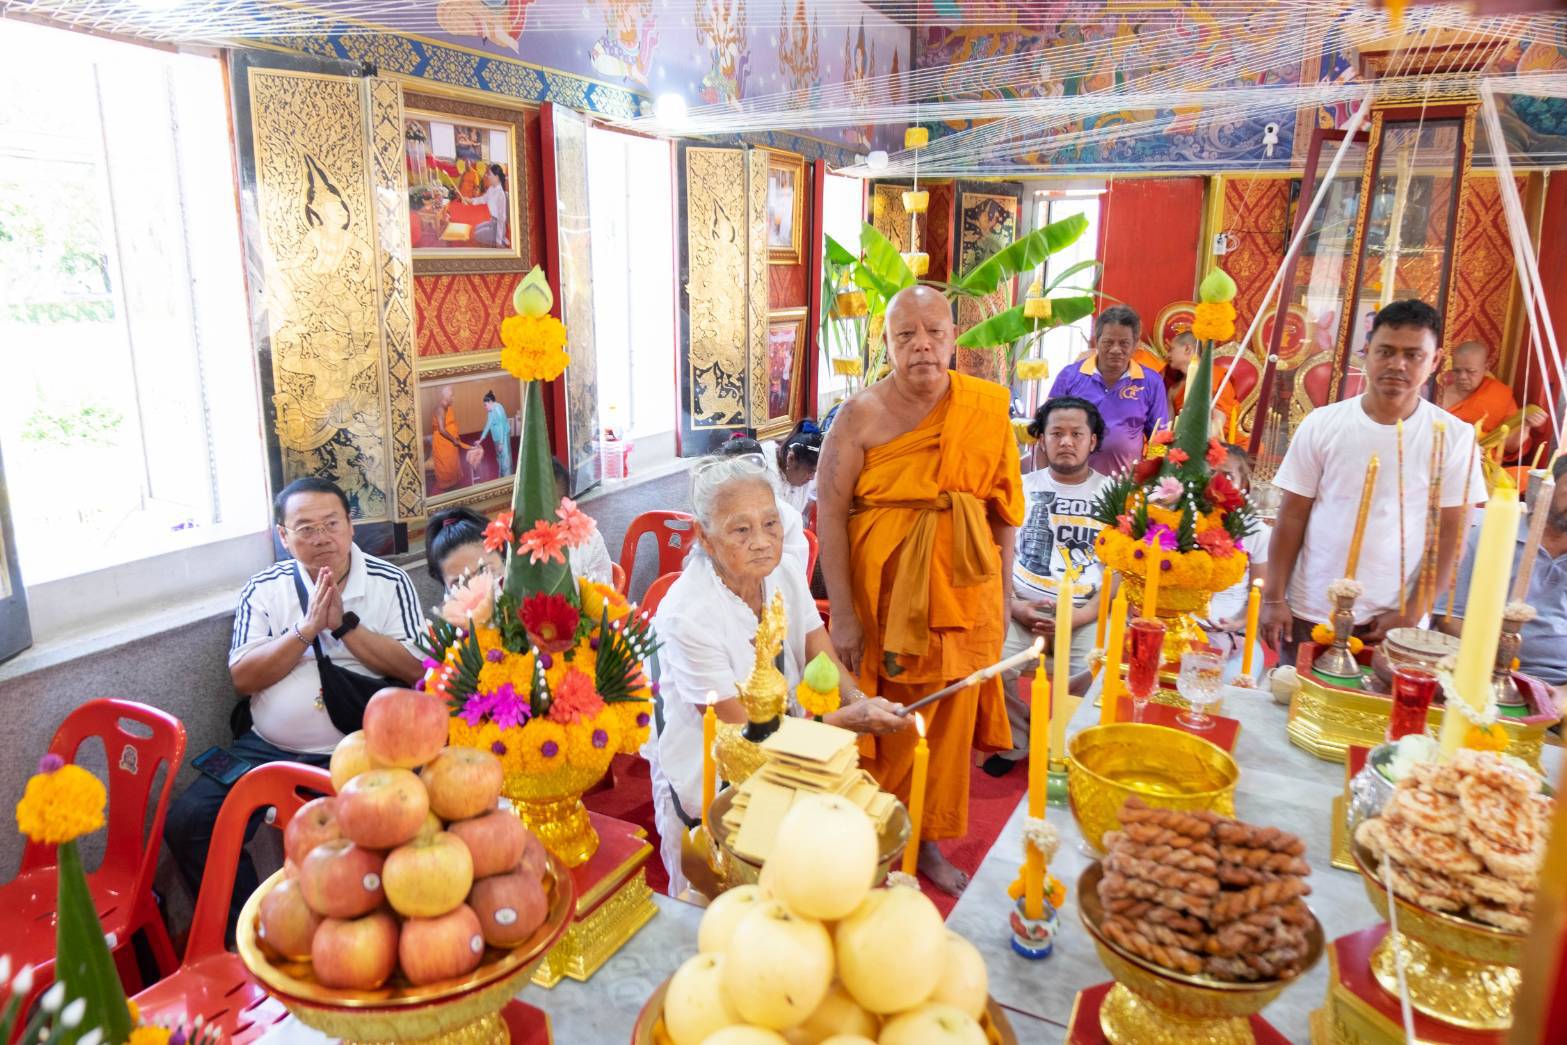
top-left (818, 286), bottom-right (1025, 895)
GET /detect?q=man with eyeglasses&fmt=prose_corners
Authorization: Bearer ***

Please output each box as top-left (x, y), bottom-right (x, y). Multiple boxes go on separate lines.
top-left (164, 476), bottom-right (423, 941)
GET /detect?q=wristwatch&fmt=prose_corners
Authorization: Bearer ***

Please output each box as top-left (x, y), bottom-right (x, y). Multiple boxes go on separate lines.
top-left (331, 612), bottom-right (361, 640)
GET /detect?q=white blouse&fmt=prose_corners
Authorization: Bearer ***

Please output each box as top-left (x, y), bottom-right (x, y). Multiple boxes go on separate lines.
top-left (648, 551), bottom-right (824, 816)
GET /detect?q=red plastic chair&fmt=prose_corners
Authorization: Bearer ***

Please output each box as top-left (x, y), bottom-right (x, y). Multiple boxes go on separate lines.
top-left (618, 511), bottom-right (695, 593)
top-left (132, 763), bottom-right (333, 1043)
top-left (640, 572), bottom-right (682, 616)
top-left (0, 699), bottom-right (186, 1018)
top-left (802, 529), bottom-right (819, 578)
top-left (612, 561), bottom-right (628, 596)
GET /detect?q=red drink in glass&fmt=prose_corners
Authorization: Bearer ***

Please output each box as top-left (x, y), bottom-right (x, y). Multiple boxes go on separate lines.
top-left (1388, 667), bottom-right (1439, 741)
top-left (1126, 619), bottom-right (1168, 704)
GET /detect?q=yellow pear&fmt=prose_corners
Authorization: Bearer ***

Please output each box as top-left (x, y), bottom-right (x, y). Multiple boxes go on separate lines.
top-left (835, 887), bottom-right (945, 1014)
top-left (765, 795), bottom-right (877, 920)
top-left (721, 899), bottom-right (834, 1030)
top-left (783, 982), bottom-right (879, 1044)
top-left (876, 1004), bottom-right (986, 1045)
top-left (701, 1028), bottom-right (789, 1045)
top-left (927, 932), bottom-right (988, 1020)
top-left (699, 884), bottom-right (765, 954)
top-left (819, 1038), bottom-right (876, 1045)
top-left (665, 953), bottom-right (742, 1045)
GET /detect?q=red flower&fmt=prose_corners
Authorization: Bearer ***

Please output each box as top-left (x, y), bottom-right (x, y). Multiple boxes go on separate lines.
top-left (1116, 514), bottom-right (1135, 535)
top-left (1150, 428), bottom-right (1175, 446)
top-left (1204, 472), bottom-right (1245, 512)
top-left (520, 593), bottom-right (580, 653)
top-left (1167, 448), bottom-right (1189, 465)
top-left (1133, 457), bottom-right (1162, 484)
top-left (1206, 439), bottom-right (1228, 468)
top-left (547, 668), bottom-right (605, 724)
top-left (1197, 528), bottom-right (1237, 558)
top-left (483, 511), bottom-right (514, 553)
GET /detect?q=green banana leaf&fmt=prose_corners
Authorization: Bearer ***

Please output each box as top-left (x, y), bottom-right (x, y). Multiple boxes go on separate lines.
top-left (954, 213), bottom-right (1089, 297)
top-left (1043, 258), bottom-right (1102, 295)
top-left (853, 224), bottom-right (915, 309)
top-left (56, 841), bottom-right (132, 1045)
top-left (954, 295), bottom-right (1096, 348)
top-left (1172, 341), bottom-right (1215, 461)
top-left (824, 234), bottom-right (857, 266)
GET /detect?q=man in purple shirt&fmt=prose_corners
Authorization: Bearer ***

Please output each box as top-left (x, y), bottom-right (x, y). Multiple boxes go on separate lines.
top-left (1047, 305), bottom-right (1169, 476)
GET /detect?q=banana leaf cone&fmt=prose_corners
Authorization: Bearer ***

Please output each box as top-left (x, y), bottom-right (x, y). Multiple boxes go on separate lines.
top-left (505, 381), bottom-right (576, 601)
top-left (56, 840), bottom-right (133, 1044)
top-left (1172, 340), bottom-right (1215, 468)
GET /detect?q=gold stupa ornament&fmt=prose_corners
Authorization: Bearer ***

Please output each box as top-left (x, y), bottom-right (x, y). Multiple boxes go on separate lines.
top-left (715, 591), bottom-right (789, 785)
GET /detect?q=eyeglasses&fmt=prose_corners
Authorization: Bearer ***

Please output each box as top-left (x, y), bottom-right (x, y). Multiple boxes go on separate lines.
top-left (692, 452), bottom-right (768, 479)
top-left (283, 518), bottom-right (347, 542)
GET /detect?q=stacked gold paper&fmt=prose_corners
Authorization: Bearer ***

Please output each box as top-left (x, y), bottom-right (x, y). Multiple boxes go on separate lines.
top-left (722, 717), bottom-right (897, 864)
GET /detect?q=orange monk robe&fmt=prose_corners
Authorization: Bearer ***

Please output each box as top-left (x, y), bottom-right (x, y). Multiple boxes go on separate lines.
top-left (848, 372), bottom-right (1025, 841)
top-left (432, 404), bottom-right (464, 492)
top-left (1153, 358), bottom-right (1239, 418)
top-left (1447, 374), bottom-right (1520, 436)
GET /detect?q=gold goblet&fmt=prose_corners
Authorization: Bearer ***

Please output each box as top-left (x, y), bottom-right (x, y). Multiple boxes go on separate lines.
top-left (237, 853), bottom-right (576, 1044)
top-left (1067, 723), bottom-right (1238, 853)
top-left (1078, 862), bottom-right (1323, 1044)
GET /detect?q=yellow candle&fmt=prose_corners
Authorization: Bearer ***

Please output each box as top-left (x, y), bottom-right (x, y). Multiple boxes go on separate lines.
top-left (701, 691), bottom-right (717, 831)
top-left (1024, 839), bottom-right (1044, 920)
top-left (1095, 573), bottom-right (1112, 649)
top-left (902, 713), bottom-right (929, 876)
top-left (1226, 407), bottom-right (1239, 444)
top-left (1143, 544), bottom-right (1163, 619)
top-left (1241, 579), bottom-right (1263, 679)
top-left (1028, 656), bottom-right (1050, 817)
top-left (1345, 455), bottom-right (1380, 579)
top-left (1100, 587), bottom-right (1129, 725)
top-left (1050, 568), bottom-right (1076, 763)
top-left (1530, 442), bottom-right (1546, 471)
top-left (1438, 488), bottom-right (1521, 754)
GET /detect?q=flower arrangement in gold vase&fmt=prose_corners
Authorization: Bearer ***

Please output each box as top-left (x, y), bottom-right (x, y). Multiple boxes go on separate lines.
top-left (417, 268), bottom-right (658, 869)
top-left (1089, 269), bottom-right (1258, 651)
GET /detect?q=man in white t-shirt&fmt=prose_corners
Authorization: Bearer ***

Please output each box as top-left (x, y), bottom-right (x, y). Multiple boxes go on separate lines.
top-left (164, 477), bottom-right (423, 940)
top-left (987, 396), bottom-right (1107, 776)
top-left (1263, 300), bottom-right (1484, 659)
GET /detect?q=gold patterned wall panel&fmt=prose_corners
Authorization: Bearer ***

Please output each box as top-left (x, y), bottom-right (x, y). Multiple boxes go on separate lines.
top-left (746, 150), bottom-right (770, 431)
top-left (872, 184), bottom-right (912, 253)
top-left (366, 77), bottom-right (422, 521)
top-left (247, 67), bottom-right (390, 522)
top-left (683, 147), bottom-right (750, 437)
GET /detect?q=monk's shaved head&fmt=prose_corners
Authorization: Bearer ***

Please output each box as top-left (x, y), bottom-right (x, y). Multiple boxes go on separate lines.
top-left (1448, 341), bottom-right (1488, 395)
top-left (1452, 341), bottom-right (1488, 363)
top-left (886, 285), bottom-right (951, 328)
top-left (884, 284), bottom-right (955, 396)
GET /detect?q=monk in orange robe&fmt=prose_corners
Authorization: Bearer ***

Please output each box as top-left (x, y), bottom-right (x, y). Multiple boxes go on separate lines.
top-left (818, 285), bottom-right (1024, 895)
top-left (1154, 331), bottom-right (1238, 433)
top-left (1439, 341), bottom-right (1540, 456)
top-left (431, 386), bottom-right (474, 493)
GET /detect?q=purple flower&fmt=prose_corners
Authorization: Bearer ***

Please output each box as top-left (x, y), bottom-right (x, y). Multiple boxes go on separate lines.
top-left (592, 729), bottom-right (609, 749)
top-left (38, 753), bottom-right (64, 773)
top-left (488, 684), bottom-right (531, 730)
top-left (1142, 523), bottom-right (1179, 552)
top-left (541, 740), bottom-right (560, 758)
top-left (589, 636), bottom-right (601, 650)
top-left (539, 652), bottom-right (553, 670)
top-left (486, 647), bottom-right (506, 663)
top-left (491, 740), bottom-right (508, 756)
top-left (636, 711), bottom-right (650, 728)
top-left (459, 691), bottom-right (498, 727)
top-left (414, 678), bottom-right (427, 691)
top-left (649, 681), bottom-right (661, 696)
top-left (421, 657), bottom-right (439, 670)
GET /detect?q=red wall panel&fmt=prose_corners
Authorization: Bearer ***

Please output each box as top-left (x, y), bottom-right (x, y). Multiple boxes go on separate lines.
top-left (1524, 174), bottom-right (1567, 423)
top-left (1097, 177), bottom-right (1205, 338)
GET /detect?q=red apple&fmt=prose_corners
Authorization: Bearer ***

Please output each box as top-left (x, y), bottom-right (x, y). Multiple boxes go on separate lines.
top-left (421, 747), bottom-right (503, 822)
top-left (337, 768), bottom-right (429, 849)
top-left (362, 688), bottom-right (449, 769)
top-left (284, 796), bottom-right (342, 867)
top-left (447, 810), bottom-right (529, 879)
top-left (517, 829), bottom-right (548, 881)
top-left (330, 730), bottom-right (375, 791)
top-left (398, 903), bottom-right (486, 986)
top-left (298, 839), bottom-right (386, 919)
top-left (468, 867), bottom-right (548, 948)
top-left (312, 909), bottom-right (399, 990)
top-left (383, 831), bottom-right (473, 918)
top-left (257, 877), bottom-right (322, 961)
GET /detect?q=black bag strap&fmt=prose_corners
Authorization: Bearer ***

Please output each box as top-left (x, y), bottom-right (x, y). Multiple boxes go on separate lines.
top-left (291, 564), bottom-right (330, 668)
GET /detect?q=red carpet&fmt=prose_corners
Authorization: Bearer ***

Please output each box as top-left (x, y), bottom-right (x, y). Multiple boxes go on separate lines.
top-left (582, 754), bottom-right (1029, 918)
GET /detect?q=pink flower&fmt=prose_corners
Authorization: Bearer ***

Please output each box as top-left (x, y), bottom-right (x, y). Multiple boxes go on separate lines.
top-left (518, 520), bottom-right (568, 564)
top-left (1167, 448), bottom-right (1189, 465)
top-left (440, 571), bottom-right (494, 627)
top-left (1143, 523), bottom-right (1179, 551)
top-left (1150, 476), bottom-right (1184, 508)
top-left (483, 511), bottom-right (514, 553)
top-left (487, 683), bottom-right (530, 729)
top-left (555, 498), bottom-right (598, 548)
top-left (458, 690), bottom-right (497, 727)
top-left (1116, 513), bottom-right (1135, 536)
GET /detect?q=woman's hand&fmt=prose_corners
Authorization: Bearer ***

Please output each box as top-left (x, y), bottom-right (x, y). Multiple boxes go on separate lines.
top-left (830, 611), bottom-right (865, 676)
top-left (825, 697), bottom-right (910, 736)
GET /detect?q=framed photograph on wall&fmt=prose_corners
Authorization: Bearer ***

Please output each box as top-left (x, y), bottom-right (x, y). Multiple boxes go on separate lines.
top-left (416, 352), bottom-right (525, 509)
top-left (404, 89), bottom-right (531, 275)
top-left (765, 149), bottom-right (805, 265)
top-left (760, 307), bottom-right (809, 439)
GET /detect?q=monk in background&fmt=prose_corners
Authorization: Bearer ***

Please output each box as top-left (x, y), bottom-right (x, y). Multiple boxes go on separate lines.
top-left (818, 285), bottom-right (1024, 895)
top-left (1440, 340), bottom-right (1542, 457)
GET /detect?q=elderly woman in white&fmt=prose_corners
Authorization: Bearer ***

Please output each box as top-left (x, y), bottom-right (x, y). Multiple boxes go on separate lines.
top-left (647, 453), bottom-right (907, 896)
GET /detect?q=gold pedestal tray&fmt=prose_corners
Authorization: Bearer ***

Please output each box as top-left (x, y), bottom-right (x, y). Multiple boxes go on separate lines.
top-left (631, 976), bottom-right (1019, 1043)
top-left (1351, 840), bottom-right (1524, 1031)
top-left (1067, 723), bottom-right (1238, 853)
top-left (1122, 574), bottom-right (1214, 664)
top-left (505, 763), bottom-right (608, 869)
top-left (1079, 862), bottom-right (1323, 1045)
top-left (530, 811), bottom-right (657, 988)
top-left (237, 855), bottom-right (575, 1044)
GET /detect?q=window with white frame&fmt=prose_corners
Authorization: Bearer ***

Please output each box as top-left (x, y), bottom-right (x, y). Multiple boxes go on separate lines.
top-left (0, 20), bottom-right (266, 589)
top-left (817, 172), bottom-right (865, 415)
top-left (586, 126), bottom-right (676, 445)
top-left (1019, 189), bottom-right (1104, 418)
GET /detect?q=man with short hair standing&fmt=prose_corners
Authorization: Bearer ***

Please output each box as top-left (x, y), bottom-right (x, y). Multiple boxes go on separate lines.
top-left (1048, 305), bottom-right (1169, 476)
top-left (164, 477), bottom-right (423, 938)
top-left (1262, 300), bottom-right (1484, 657)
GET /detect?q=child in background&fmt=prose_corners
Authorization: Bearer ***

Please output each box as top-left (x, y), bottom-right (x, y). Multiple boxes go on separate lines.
top-left (1204, 443), bottom-right (1270, 659)
top-left (772, 420), bottom-right (823, 517)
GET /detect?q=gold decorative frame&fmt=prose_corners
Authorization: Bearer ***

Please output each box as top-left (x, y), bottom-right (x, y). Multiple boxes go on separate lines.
top-left (404, 89), bottom-right (532, 275)
top-left (759, 308), bottom-right (810, 440)
top-left (763, 149), bottom-right (805, 265)
top-left (415, 350), bottom-right (525, 510)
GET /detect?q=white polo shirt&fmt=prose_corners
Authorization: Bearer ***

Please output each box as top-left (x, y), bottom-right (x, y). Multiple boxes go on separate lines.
top-left (229, 545), bottom-right (422, 755)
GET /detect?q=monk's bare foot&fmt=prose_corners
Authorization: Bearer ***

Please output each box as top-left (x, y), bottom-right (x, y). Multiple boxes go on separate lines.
top-left (918, 841), bottom-right (969, 897)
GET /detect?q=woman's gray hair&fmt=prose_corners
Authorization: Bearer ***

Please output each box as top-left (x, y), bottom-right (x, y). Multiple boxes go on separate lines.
top-left (689, 452), bottom-right (772, 528)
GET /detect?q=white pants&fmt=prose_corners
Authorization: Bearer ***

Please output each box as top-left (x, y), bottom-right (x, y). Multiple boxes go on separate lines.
top-left (647, 752), bottom-right (691, 899)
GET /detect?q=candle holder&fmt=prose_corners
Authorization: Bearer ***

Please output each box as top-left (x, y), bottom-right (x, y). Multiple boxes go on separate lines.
top-left (1491, 603), bottom-right (1534, 709)
top-left (1047, 756), bottom-right (1069, 808)
top-left (1009, 895), bottom-right (1060, 960)
top-left (1314, 580), bottom-right (1363, 681)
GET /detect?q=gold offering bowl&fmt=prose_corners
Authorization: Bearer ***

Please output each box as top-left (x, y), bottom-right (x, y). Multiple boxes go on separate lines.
top-left (1120, 574), bottom-right (1213, 664)
top-left (631, 977), bottom-right (1019, 1043)
top-left (698, 786), bottom-right (911, 894)
top-left (504, 761), bottom-right (607, 868)
top-left (1351, 839), bottom-right (1525, 1030)
top-left (1067, 724), bottom-right (1238, 853)
top-left (1078, 862), bottom-right (1323, 1045)
top-left (237, 854), bottom-right (576, 1044)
